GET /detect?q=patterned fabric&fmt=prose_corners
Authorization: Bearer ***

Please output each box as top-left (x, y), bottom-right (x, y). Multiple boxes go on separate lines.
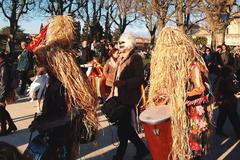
top-left (186, 62), bottom-right (209, 157)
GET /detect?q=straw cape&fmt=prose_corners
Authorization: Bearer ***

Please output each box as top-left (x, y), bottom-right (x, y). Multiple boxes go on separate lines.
top-left (34, 16), bottom-right (98, 132)
top-left (148, 27), bottom-right (213, 159)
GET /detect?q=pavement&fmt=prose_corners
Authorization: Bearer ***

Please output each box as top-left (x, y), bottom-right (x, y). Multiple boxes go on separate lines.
top-left (0, 96), bottom-right (240, 160)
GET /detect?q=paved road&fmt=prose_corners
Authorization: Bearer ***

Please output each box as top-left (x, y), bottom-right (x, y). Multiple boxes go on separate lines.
top-left (0, 96), bottom-right (240, 160)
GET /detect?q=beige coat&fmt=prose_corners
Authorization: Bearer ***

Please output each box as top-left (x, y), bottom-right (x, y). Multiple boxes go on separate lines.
top-left (103, 58), bottom-right (118, 87)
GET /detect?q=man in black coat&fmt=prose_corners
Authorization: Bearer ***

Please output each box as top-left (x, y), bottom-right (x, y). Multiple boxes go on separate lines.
top-left (0, 52), bottom-right (17, 136)
top-left (81, 40), bottom-right (94, 64)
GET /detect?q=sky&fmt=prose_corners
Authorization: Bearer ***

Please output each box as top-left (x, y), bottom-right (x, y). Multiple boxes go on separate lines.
top-left (1, 0), bottom-right (240, 38)
top-left (0, 12), bottom-right (150, 37)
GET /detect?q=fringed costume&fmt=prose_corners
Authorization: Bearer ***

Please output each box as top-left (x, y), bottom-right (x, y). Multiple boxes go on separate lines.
top-left (148, 27), bottom-right (213, 159)
top-left (26, 16), bottom-right (98, 160)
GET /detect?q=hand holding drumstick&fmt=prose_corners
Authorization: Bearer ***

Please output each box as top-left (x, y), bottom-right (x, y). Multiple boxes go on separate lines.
top-left (153, 94), bottom-right (169, 106)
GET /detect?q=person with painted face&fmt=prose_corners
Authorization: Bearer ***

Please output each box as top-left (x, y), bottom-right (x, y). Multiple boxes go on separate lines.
top-left (111, 33), bottom-right (150, 160)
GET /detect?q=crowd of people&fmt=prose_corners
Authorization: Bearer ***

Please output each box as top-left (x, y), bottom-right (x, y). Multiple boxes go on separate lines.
top-left (201, 44), bottom-right (240, 137)
top-left (0, 15), bottom-right (239, 160)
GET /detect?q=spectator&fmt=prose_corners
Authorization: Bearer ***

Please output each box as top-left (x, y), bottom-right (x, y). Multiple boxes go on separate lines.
top-left (111, 33), bottom-right (149, 160)
top-left (202, 47), bottom-right (222, 90)
top-left (107, 43), bottom-right (115, 54)
top-left (17, 41), bottom-right (32, 95)
top-left (91, 39), bottom-right (97, 52)
top-left (103, 48), bottom-right (119, 95)
top-left (5, 36), bottom-right (13, 56)
top-left (233, 45), bottom-right (240, 81)
top-left (0, 141), bottom-right (25, 160)
top-left (215, 65), bottom-right (240, 137)
top-left (221, 44), bottom-right (234, 66)
top-left (0, 52), bottom-right (17, 136)
top-left (28, 66), bottom-right (49, 113)
top-left (81, 40), bottom-right (94, 64)
top-left (99, 39), bottom-right (109, 63)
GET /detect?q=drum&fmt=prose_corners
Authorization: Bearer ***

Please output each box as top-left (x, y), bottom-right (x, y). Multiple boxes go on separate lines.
top-left (139, 105), bottom-right (172, 160)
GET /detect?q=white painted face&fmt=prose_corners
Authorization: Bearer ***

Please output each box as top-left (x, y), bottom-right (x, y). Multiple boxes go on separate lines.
top-left (118, 33), bottom-right (135, 53)
top-left (118, 36), bottom-right (127, 53)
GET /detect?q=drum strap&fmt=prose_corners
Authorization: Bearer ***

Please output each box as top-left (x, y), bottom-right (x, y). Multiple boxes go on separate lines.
top-left (134, 84), bottom-right (149, 133)
top-left (136, 84), bottom-right (149, 110)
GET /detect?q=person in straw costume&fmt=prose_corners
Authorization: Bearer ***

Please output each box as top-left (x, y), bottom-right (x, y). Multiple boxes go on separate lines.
top-left (148, 27), bottom-right (213, 160)
top-left (28, 15), bottom-right (98, 159)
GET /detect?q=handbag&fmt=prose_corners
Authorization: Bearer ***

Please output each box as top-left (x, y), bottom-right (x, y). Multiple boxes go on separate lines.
top-left (101, 96), bottom-right (129, 123)
top-left (101, 60), bottom-right (129, 123)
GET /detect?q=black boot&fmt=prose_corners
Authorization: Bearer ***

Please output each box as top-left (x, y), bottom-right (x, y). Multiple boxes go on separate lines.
top-left (134, 148), bottom-right (151, 160)
top-left (112, 155), bottom-right (123, 160)
top-left (0, 121), bottom-right (8, 136)
top-left (216, 128), bottom-right (228, 137)
top-left (7, 120), bottom-right (17, 134)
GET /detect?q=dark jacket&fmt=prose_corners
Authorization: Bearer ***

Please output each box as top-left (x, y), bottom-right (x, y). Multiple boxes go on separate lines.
top-left (81, 47), bottom-right (94, 64)
top-left (203, 51), bottom-right (223, 75)
top-left (117, 51), bottom-right (144, 105)
top-left (17, 49), bottom-right (31, 71)
top-left (41, 77), bottom-right (68, 121)
top-left (0, 61), bottom-right (10, 103)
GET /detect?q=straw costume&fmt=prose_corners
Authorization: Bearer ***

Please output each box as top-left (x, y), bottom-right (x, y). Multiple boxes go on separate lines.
top-left (29, 16), bottom-right (98, 159)
top-left (148, 27), bottom-right (213, 159)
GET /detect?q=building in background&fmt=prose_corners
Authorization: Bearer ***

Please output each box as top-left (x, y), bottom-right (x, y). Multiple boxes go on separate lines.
top-left (192, 13), bottom-right (240, 47)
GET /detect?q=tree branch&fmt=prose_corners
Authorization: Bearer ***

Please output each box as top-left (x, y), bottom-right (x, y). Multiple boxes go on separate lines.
top-left (0, 0), bottom-right (11, 19)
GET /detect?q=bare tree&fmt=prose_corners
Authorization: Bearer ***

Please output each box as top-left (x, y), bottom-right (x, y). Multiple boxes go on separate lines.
top-left (39, 0), bottom-right (86, 16)
top-left (173, 0), bottom-right (206, 33)
top-left (78, 0), bottom-right (104, 41)
top-left (151, 0), bottom-right (174, 30)
top-left (111, 0), bottom-right (138, 34)
top-left (103, 0), bottom-right (117, 40)
top-left (201, 0), bottom-right (237, 49)
top-left (0, 0), bottom-right (35, 52)
top-left (137, 0), bottom-right (157, 45)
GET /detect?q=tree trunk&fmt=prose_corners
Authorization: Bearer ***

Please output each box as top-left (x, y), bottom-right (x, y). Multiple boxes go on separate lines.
top-left (149, 24), bottom-right (157, 46)
top-left (211, 28), bottom-right (226, 50)
top-left (105, 9), bottom-right (111, 40)
top-left (150, 31), bottom-right (155, 46)
top-left (56, 0), bottom-right (64, 15)
top-left (175, 0), bottom-right (185, 32)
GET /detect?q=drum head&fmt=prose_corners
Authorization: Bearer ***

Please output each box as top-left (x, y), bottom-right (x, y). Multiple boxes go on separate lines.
top-left (139, 105), bottom-right (171, 124)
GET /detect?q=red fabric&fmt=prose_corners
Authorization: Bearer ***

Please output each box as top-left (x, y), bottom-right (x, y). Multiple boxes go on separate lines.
top-left (89, 60), bottom-right (107, 97)
top-left (26, 25), bottom-right (48, 52)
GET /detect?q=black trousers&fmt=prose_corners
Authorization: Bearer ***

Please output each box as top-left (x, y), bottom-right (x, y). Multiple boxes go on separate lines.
top-left (0, 107), bottom-right (14, 130)
top-left (216, 101), bottom-right (240, 136)
top-left (115, 106), bottom-right (147, 159)
top-left (18, 71), bottom-right (32, 95)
